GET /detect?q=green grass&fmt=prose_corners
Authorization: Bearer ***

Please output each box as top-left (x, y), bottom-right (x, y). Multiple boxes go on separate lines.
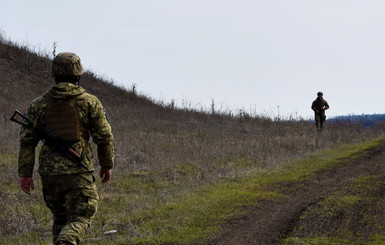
top-left (368, 234), bottom-right (385, 244)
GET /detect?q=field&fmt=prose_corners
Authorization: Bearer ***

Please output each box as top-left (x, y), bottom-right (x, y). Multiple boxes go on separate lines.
top-left (1, 37), bottom-right (385, 244)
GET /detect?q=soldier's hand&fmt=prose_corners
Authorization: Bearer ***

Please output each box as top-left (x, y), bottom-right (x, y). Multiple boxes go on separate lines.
top-left (20, 177), bottom-right (34, 194)
top-left (100, 168), bottom-right (112, 184)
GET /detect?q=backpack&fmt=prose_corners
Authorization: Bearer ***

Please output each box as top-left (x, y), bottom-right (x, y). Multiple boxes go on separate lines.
top-left (44, 96), bottom-right (81, 142)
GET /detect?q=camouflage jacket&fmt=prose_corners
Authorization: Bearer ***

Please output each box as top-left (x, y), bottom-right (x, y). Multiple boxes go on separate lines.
top-left (311, 98), bottom-right (330, 114)
top-left (18, 82), bottom-right (114, 177)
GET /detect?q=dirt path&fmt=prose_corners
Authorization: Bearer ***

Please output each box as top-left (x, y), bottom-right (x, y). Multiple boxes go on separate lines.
top-left (203, 141), bottom-right (385, 245)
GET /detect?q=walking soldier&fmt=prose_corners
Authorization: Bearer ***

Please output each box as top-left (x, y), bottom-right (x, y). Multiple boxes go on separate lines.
top-left (311, 91), bottom-right (330, 131)
top-left (17, 52), bottom-right (114, 245)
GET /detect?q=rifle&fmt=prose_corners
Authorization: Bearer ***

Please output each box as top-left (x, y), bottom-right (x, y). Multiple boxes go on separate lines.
top-left (10, 110), bottom-right (89, 171)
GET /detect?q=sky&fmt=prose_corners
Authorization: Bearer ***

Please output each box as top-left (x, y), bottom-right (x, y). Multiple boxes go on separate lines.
top-left (1, 0), bottom-right (385, 119)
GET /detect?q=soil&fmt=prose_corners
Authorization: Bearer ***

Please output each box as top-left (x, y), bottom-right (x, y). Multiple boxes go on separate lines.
top-left (198, 140), bottom-right (385, 245)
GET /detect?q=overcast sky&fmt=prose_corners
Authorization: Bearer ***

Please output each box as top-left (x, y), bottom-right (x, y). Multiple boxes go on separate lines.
top-left (1, 1), bottom-right (385, 118)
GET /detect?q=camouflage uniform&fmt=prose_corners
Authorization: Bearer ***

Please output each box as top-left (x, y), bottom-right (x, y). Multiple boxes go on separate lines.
top-left (311, 95), bottom-right (330, 130)
top-left (18, 76), bottom-right (114, 243)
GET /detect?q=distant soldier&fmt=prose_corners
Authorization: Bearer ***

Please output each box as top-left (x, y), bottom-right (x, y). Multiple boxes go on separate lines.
top-left (311, 91), bottom-right (330, 130)
top-left (17, 52), bottom-right (114, 245)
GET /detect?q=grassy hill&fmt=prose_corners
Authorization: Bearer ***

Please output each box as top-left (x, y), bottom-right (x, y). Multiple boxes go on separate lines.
top-left (1, 38), bottom-right (385, 244)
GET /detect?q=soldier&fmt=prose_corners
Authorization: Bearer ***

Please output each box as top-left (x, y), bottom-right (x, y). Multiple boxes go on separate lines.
top-left (311, 91), bottom-right (330, 131)
top-left (17, 52), bottom-right (114, 245)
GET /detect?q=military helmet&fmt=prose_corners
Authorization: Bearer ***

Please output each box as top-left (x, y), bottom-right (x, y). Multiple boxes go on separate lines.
top-left (52, 52), bottom-right (84, 77)
top-left (317, 91), bottom-right (323, 96)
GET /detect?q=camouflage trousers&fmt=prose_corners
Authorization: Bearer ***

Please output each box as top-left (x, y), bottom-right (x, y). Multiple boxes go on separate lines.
top-left (315, 112), bottom-right (326, 130)
top-left (41, 173), bottom-right (99, 245)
